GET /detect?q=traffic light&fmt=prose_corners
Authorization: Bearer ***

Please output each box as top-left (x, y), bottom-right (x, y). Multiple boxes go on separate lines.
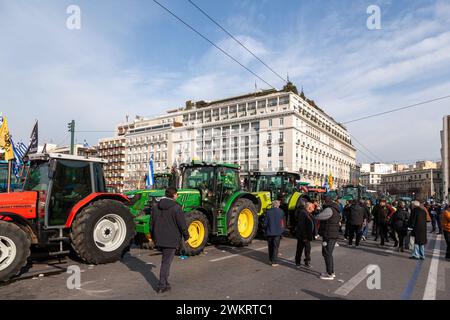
top-left (67, 120), bottom-right (75, 133)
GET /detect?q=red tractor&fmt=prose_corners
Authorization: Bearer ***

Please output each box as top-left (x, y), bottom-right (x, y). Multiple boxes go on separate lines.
top-left (0, 153), bottom-right (135, 282)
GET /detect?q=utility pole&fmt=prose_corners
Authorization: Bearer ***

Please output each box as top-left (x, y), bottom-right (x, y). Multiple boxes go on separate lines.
top-left (67, 120), bottom-right (75, 155)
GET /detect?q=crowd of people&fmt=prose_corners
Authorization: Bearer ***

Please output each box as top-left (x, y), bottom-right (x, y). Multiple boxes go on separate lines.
top-left (264, 194), bottom-right (450, 281)
top-left (150, 186), bottom-right (450, 292)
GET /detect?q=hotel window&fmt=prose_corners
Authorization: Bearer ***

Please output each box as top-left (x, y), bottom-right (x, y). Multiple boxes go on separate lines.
top-left (268, 98), bottom-right (277, 107)
top-left (279, 146), bottom-right (284, 157)
top-left (268, 119), bottom-right (273, 127)
top-left (268, 146), bottom-right (272, 157)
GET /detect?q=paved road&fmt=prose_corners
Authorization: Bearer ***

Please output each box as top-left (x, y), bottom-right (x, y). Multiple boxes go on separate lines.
top-left (0, 229), bottom-right (449, 300)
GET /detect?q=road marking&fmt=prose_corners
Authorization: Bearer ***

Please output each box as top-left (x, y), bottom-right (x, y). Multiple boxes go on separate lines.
top-left (335, 265), bottom-right (370, 296)
top-left (209, 246), bottom-right (267, 262)
top-left (423, 234), bottom-right (442, 300)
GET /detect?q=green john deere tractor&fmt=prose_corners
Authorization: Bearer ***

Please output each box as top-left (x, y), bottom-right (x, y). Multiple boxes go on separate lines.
top-left (247, 171), bottom-right (304, 233)
top-left (127, 161), bottom-right (270, 255)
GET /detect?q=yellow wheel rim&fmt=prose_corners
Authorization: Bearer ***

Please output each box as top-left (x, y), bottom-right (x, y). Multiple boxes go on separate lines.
top-left (187, 220), bottom-right (205, 248)
top-left (238, 208), bottom-right (254, 238)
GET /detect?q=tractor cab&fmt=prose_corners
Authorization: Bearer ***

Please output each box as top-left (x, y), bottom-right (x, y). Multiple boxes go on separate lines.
top-left (23, 153), bottom-right (107, 226)
top-left (0, 153), bottom-right (135, 282)
top-left (180, 161), bottom-right (241, 211)
top-left (153, 173), bottom-right (176, 190)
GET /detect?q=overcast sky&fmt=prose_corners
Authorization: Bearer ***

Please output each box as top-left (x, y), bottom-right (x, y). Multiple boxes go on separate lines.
top-left (1, 0), bottom-right (449, 164)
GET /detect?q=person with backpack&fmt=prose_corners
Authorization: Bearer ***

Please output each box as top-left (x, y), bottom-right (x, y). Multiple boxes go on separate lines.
top-left (315, 194), bottom-right (341, 280)
top-left (347, 200), bottom-right (366, 247)
top-left (373, 199), bottom-right (389, 246)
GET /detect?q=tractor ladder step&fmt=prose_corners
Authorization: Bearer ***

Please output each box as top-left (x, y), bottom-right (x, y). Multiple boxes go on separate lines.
top-left (48, 250), bottom-right (71, 256)
top-left (48, 237), bottom-right (70, 242)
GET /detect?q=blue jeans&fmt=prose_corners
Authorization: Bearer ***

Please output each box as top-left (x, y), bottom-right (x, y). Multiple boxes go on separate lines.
top-left (362, 225), bottom-right (369, 237)
top-left (412, 244), bottom-right (425, 259)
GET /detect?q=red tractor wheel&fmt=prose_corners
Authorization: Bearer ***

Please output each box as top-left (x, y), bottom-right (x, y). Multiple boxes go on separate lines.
top-left (70, 199), bottom-right (135, 264)
top-left (0, 221), bottom-right (31, 282)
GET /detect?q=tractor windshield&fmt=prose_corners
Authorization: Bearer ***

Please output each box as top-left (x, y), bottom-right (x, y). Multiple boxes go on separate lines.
top-left (182, 167), bottom-right (215, 190)
top-left (154, 175), bottom-right (172, 189)
top-left (23, 162), bottom-right (49, 191)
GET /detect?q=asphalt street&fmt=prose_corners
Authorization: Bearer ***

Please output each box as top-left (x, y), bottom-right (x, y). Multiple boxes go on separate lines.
top-left (0, 226), bottom-right (449, 300)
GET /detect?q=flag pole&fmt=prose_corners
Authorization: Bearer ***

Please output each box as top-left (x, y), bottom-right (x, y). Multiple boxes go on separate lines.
top-left (7, 160), bottom-right (12, 193)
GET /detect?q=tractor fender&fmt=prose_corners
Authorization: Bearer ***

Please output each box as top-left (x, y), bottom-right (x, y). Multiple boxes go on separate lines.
top-left (0, 212), bottom-right (39, 244)
top-left (288, 191), bottom-right (303, 212)
top-left (65, 193), bottom-right (130, 228)
top-left (224, 192), bottom-right (261, 215)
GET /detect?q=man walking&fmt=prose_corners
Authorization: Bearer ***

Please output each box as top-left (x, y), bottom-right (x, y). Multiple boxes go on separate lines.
top-left (391, 201), bottom-right (409, 252)
top-left (264, 198), bottom-right (285, 266)
top-left (315, 194), bottom-right (341, 280)
top-left (295, 202), bottom-right (315, 268)
top-left (347, 200), bottom-right (366, 247)
top-left (373, 199), bottom-right (389, 246)
top-left (409, 201), bottom-right (428, 260)
top-left (151, 187), bottom-right (190, 293)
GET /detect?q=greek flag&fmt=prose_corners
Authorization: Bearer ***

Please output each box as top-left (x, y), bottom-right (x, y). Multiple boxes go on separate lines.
top-left (10, 138), bottom-right (27, 178)
top-left (146, 154), bottom-right (155, 189)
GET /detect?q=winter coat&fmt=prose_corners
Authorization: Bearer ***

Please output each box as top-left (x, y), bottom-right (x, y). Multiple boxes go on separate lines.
top-left (347, 203), bottom-right (366, 226)
top-left (409, 206), bottom-right (428, 245)
top-left (264, 207), bottom-right (285, 236)
top-left (316, 202), bottom-right (341, 240)
top-left (296, 208), bottom-right (314, 241)
top-left (391, 208), bottom-right (409, 232)
top-left (373, 205), bottom-right (389, 225)
top-left (151, 198), bottom-right (189, 249)
top-left (442, 209), bottom-right (450, 232)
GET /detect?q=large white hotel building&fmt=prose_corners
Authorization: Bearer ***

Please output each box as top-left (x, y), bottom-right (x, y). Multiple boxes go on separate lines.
top-left (98, 85), bottom-right (357, 190)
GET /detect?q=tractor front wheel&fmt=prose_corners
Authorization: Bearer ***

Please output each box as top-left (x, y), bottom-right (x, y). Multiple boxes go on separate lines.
top-left (227, 199), bottom-right (258, 246)
top-left (0, 221), bottom-right (31, 282)
top-left (70, 199), bottom-right (135, 264)
top-left (182, 211), bottom-right (209, 256)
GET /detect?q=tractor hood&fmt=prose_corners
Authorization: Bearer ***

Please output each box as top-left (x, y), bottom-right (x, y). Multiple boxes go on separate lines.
top-left (0, 191), bottom-right (38, 219)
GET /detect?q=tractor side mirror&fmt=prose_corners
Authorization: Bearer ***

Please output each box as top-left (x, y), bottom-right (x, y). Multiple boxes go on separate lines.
top-left (48, 159), bottom-right (57, 179)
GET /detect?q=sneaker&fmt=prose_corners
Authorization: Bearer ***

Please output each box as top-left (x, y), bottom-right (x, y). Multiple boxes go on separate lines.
top-left (271, 263), bottom-right (279, 267)
top-left (335, 243), bottom-right (340, 247)
top-left (304, 263), bottom-right (312, 269)
top-left (320, 273), bottom-right (334, 280)
top-left (362, 236), bottom-right (367, 241)
top-left (409, 256), bottom-right (419, 260)
top-left (332, 273), bottom-right (336, 278)
top-left (156, 287), bottom-right (171, 294)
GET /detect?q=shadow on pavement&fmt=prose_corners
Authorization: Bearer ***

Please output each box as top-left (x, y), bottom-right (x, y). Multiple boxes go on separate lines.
top-left (302, 289), bottom-right (347, 300)
top-left (121, 252), bottom-right (159, 292)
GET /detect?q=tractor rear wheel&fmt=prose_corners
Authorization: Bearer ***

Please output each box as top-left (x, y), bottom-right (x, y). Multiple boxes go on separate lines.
top-left (227, 198), bottom-right (258, 246)
top-left (183, 211), bottom-right (209, 256)
top-left (70, 199), bottom-right (135, 264)
top-left (0, 221), bottom-right (31, 282)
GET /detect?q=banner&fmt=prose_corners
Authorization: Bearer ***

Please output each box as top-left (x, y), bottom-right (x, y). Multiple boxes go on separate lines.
top-left (328, 173), bottom-right (333, 190)
top-left (24, 120), bottom-right (38, 157)
top-left (0, 116), bottom-right (14, 161)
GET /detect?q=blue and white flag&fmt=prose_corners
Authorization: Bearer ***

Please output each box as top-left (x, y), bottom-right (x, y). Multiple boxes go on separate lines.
top-left (83, 140), bottom-right (90, 148)
top-left (146, 154), bottom-right (155, 189)
top-left (10, 138), bottom-right (27, 178)
top-left (324, 175), bottom-right (330, 192)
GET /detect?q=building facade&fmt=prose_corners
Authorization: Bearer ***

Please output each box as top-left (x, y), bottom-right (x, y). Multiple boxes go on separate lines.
top-left (441, 115), bottom-right (450, 203)
top-left (97, 136), bottom-right (126, 192)
top-left (380, 161), bottom-right (443, 201)
top-left (123, 114), bottom-right (183, 190)
top-left (360, 162), bottom-right (396, 192)
top-left (171, 88), bottom-right (356, 187)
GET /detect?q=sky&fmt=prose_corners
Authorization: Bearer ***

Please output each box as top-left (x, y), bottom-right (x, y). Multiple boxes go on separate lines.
top-left (1, 0), bottom-right (450, 164)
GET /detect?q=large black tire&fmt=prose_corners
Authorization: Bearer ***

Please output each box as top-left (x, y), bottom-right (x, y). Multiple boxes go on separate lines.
top-left (0, 221), bottom-right (31, 282)
top-left (227, 198), bottom-right (258, 246)
top-left (70, 199), bottom-right (135, 264)
top-left (182, 211), bottom-right (209, 256)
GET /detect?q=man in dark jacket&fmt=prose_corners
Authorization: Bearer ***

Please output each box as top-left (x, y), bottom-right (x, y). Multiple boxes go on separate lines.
top-left (373, 199), bottom-right (389, 245)
top-left (347, 200), bottom-right (366, 247)
top-left (409, 201), bottom-right (428, 260)
top-left (391, 201), bottom-right (409, 251)
top-left (151, 187), bottom-right (189, 293)
top-left (315, 194), bottom-right (341, 280)
top-left (295, 202), bottom-right (315, 268)
top-left (264, 198), bottom-right (285, 266)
